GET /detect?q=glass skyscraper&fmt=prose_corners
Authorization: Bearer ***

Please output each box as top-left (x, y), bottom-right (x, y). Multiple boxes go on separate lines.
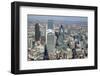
top-left (56, 25), bottom-right (67, 51)
top-left (35, 23), bottom-right (41, 41)
top-left (48, 20), bottom-right (53, 29)
top-left (47, 20), bottom-right (56, 52)
top-left (57, 25), bottom-right (65, 46)
top-left (47, 33), bottom-right (56, 52)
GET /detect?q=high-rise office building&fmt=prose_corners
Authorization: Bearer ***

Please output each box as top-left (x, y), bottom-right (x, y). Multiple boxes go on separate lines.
top-left (56, 25), bottom-right (67, 50)
top-left (47, 33), bottom-right (56, 52)
top-left (57, 25), bottom-right (65, 45)
top-left (47, 20), bottom-right (56, 52)
top-left (28, 32), bottom-right (35, 49)
top-left (48, 20), bottom-right (53, 29)
top-left (28, 37), bottom-right (33, 49)
top-left (35, 23), bottom-right (41, 41)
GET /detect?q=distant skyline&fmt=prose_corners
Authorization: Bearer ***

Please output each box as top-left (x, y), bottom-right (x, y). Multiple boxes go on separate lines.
top-left (28, 15), bottom-right (88, 25)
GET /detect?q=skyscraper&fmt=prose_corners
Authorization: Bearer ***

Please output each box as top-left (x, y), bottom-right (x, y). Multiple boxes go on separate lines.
top-left (28, 37), bottom-right (33, 49)
top-left (35, 23), bottom-right (41, 41)
top-left (57, 25), bottom-right (65, 46)
top-left (47, 20), bottom-right (56, 52)
top-left (47, 33), bottom-right (56, 52)
top-left (56, 25), bottom-right (67, 50)
top-left (48, 20), bottom-right (53, 29)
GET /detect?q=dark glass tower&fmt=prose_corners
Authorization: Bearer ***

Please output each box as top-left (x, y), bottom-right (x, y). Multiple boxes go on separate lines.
top-left (35, 23), bottom-right (41, 41)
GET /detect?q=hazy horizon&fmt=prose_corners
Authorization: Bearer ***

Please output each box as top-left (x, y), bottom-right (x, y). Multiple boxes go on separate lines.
top-left (28, 15), bottom-right (88, 25)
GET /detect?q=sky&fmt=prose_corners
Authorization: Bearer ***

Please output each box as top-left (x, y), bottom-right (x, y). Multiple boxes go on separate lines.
top-left (28, 15), bottom-right (88, 25)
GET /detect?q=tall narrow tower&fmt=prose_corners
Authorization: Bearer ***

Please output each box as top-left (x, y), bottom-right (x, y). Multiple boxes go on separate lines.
top-left (35, 23), bottom-right (41, 41)
top-left (47, 20), bottom-right (55, 52)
